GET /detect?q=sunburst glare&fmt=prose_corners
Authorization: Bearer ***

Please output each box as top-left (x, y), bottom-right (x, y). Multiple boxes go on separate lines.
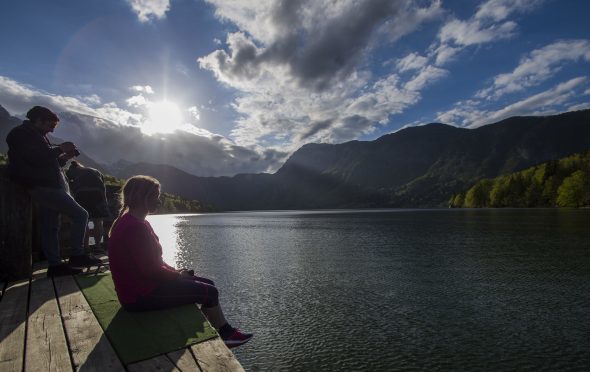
top-left (142, 100), bottom-right (183, 135)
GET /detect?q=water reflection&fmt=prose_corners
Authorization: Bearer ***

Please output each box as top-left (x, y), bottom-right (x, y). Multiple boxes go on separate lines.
top-left (146, 214), bottom-right (196, 267)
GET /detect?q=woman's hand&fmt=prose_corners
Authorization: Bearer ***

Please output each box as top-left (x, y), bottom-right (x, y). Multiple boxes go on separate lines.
top-left (179, 268), bottom-right (194, 277)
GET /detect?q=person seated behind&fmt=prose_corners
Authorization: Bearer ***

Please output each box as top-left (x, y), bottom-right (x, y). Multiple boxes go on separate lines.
top-left (107, 175), bottom-right (253, 348)
top-left (66, 161), bottom-right (110, 252)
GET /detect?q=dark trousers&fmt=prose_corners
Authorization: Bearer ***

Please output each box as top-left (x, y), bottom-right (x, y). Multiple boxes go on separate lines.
top-left (29, 187), bottom-right (89, 265)
top-left (123, 276), bottom-right (219, 312)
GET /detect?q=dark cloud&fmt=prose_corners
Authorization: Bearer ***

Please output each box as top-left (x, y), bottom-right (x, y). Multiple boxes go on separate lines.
top-left (329, 115), bottom-right (373, 142)
top-left (299, 119), bottom-right (333, 141)
top-left (286, 0), bottom-right (399, 90)
top-left (202, 0), bottom-right (407, 91)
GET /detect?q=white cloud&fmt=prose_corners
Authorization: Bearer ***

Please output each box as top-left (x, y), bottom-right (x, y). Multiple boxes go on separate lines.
top-left (0, 75), bottom-right (97, 117)
top-left (437, 77), bottom-right (587, 127)
top-left (126, 0), bottom-right (170, 22)
top-left (94, 102), bottom-right (144, 128)
top-left (477, 39), bottom-right (590, 99)
top-left (131, 85), bottom-right (155, 94)
top-left (432, 44), bottom-right (460, 66)
top-left (188, 106), bottom-right (200, 121)
top-left (79, 94), bottom-right (101, 106)
top-left (432, 0), bottom-right (543, 66)
top-left (199, 0), bottom-right (444, 149)
top-left (382, 0), bottom-right (443, 42)
top-left (475, 0), bottom-right (543, 21)
top-left (404, 65), bottom-right (448, 92)
top-left (126, 94), bottom-right (148, 107)
top-left (476, 77), bottom-right (586, 126)
top-left (585, 89), bottom-right (590, 95)
top-left (439, 19), bottom-right (516, 46)
top-left (435, 99), bottom-right (482, 126)
top-left (345, 74), bottom-right (419, 123)
top-left (568, 103), bottom-right (590, 111)
top-left (396, 53), bottom-right (428, 72)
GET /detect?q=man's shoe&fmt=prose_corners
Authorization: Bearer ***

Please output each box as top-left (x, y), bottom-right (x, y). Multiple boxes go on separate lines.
top-left (47, 263), bottom-right (83, 277)
top-left (69, 254), bottom-right (102, 267)
top-left (222, 328), bottom-right (253, 348)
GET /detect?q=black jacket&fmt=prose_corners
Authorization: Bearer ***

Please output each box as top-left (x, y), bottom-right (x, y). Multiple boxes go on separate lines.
top-left (6, 121), bottom-right (67, 189)
top-left (66, 166), bottom-right (106, 196)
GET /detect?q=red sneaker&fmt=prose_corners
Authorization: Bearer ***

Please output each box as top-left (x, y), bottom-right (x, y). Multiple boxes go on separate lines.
top-left (222, 328), bottom-right (253, 348)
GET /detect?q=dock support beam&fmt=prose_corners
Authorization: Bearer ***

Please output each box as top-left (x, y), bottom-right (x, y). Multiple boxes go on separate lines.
top-left (0, 167), bottom-right (32, 280)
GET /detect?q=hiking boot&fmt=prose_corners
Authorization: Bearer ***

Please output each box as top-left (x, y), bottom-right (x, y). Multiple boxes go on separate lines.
top-left (222, 328), bottom-right (253, 348)
top-left (47, 263), bottom-right (83, 277)
top-left (69, 254), bottom-right (102, 267)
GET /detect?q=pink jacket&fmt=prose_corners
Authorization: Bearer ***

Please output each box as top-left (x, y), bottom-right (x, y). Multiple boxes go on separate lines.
top-left (108, 213), bottom-right (180, 305)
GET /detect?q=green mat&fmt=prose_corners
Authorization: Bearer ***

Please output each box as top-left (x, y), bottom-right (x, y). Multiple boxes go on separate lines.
top-left (75, 273), bottom-right (218, 365)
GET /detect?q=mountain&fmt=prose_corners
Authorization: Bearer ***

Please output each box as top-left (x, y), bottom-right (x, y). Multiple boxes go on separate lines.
top-left (114, 110), bottom-right (590, 210)
top-left (5, 103), bottom-right (589, 210)
top-left (0, 105), bottom-right (21, 153)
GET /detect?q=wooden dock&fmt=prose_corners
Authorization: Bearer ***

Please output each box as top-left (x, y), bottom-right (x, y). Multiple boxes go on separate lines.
top-left (0, 261), bottom-right (245, 372)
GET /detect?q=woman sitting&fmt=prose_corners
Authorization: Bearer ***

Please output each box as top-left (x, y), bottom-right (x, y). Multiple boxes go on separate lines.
top-left (107, 175), bottom-right (252, 348)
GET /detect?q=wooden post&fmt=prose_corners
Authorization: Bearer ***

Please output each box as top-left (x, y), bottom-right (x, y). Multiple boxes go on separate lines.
top-left (0, 166), bottom-right (32, 280)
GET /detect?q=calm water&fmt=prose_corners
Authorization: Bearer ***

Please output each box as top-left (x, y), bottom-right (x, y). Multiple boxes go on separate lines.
top-left (147, 209), bottom-right (590, 371)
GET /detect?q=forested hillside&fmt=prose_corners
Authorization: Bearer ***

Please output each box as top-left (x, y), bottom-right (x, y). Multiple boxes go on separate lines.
top-left (449, 150), bottom-right (590, 208)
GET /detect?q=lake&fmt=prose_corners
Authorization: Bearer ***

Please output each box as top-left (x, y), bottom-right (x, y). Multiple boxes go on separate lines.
top-left (146, 209), bottom-right (590, 371)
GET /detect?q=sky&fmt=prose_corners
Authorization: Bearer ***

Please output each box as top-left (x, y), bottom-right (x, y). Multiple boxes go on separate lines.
top-left (1, 0), bottom-right (590, 176)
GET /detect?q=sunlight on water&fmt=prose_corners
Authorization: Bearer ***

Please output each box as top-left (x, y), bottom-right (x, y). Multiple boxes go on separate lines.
top-left (146, 214), bottom-right (196, 266)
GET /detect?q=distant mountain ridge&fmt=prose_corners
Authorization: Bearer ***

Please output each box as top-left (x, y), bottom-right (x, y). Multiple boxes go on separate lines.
top-left (3, 104), bottom-right (589, 209)
top-left (113, 109), bottom-right (590, 210)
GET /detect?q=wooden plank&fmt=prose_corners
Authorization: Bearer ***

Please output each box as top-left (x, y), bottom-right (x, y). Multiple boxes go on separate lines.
top-left (0, 280), bottom-right (29, 372)
top-left (53, 275), bottom-right (125, 372)
top-left (167, 348), bottom-right (202, 371)
top-left (127, 355), bottom-right (180, 372)
top-left (25, 274), bottom-right (72, 371)
top-left (191, 338), bottom-right (245, 372)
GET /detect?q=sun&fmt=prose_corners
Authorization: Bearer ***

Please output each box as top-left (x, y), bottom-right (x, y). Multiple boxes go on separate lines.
top-left (142, 100), bottom-right (183, 135)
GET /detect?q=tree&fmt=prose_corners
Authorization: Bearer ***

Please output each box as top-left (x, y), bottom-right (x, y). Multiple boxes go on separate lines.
top-left (453, 149), bottom-right (590, 208)
top-left (464, 179), bottom-right (492, 208)
top-left (556, 170), bottom-right (590, 207)
top-left (489, 176), bottom-right (509, 207)
top-left (449, 193), bottom-right (465, 208)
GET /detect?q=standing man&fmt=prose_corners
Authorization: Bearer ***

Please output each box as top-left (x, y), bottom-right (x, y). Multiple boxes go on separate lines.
top-left (6, 106), bottom-right (101, 276)
top-left (66, 161), bottom-right (111, 253)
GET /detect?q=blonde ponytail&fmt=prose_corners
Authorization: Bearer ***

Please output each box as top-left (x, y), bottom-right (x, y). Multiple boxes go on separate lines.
top-left (108, 175), bottom-right (160, 237)
top-left (108, 205), bottom-right (128, 238)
